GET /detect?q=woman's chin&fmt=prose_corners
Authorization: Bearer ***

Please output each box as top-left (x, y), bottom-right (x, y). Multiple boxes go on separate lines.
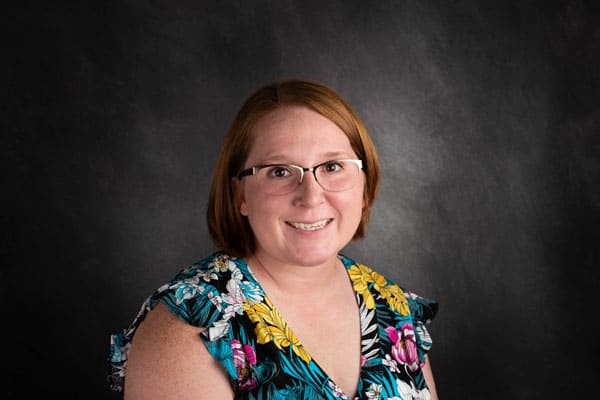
top-left (286, 245), bottom-right (341, 267)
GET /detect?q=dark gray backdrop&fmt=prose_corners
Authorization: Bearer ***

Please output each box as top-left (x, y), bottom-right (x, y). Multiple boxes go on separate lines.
top-left (4, 1), bottom-right (599, 399)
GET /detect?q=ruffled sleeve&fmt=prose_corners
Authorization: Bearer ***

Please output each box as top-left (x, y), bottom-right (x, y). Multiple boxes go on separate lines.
top-left (405, 291), bottom-right (438, 364)
top-left (107, 252), bottom-right (247, 392)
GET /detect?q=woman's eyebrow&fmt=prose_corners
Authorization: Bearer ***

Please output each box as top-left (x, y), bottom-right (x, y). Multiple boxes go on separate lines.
top-left (260, 151), bottom-right (354, 164)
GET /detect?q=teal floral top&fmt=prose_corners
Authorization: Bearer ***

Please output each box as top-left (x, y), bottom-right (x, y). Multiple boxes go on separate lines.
top-left (108, 252), bottom-right (438, 399)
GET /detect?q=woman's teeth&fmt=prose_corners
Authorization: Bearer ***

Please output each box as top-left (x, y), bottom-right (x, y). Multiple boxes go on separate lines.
top-left (287, 219), bottom-right (331, 231)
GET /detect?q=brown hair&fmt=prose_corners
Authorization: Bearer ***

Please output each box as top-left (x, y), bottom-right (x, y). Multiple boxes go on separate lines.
top-left (207, 78), bottom-right (380, 257)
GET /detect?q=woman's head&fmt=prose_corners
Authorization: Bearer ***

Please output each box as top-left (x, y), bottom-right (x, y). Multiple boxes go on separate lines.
top-left (207, 78), bottom-right (380, 257)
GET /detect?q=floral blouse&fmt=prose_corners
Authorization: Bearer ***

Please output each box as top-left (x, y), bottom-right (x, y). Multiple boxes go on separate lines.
top-left (108, 252), bottom-right (438, 399)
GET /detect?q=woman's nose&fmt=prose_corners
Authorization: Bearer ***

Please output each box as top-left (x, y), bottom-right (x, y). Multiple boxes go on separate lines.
top-left (293, 171), bottom-right (324, 207)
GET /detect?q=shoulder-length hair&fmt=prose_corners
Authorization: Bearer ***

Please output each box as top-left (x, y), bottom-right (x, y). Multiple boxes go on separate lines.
top-left (207, 78), bottom-right (380, 257)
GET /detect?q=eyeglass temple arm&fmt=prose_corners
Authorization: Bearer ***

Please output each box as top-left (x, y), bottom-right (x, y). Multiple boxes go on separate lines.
top-left (237, 167), bottom-right (257, 179)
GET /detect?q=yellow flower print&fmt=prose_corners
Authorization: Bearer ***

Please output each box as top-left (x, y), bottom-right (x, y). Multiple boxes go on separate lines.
top-left (349, 264), bottom-right (376, 309)
top-left (208, 256), bottom-right (231, 272)
top-left (349, 264), bottom-right (385, 309)
top-left (243, 298), bottom-right (311, 363)
top-left (348, 263), bottom-right (410, 316)
top-left (245, 304), bottom-right (273, 344)
top-left (377, 283), bottom-right (410, 316)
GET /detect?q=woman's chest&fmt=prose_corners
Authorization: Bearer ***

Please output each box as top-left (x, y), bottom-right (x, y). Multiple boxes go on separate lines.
top-left (266, 291), bottom-right (362, 397)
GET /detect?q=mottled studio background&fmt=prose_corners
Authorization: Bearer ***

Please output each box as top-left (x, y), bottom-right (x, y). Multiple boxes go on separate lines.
top-left (4, 1), bottom-right (599, 399)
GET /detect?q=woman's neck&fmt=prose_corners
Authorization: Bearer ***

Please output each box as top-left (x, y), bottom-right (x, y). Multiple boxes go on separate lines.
top-left (248, 253), bottom-right (343, 296)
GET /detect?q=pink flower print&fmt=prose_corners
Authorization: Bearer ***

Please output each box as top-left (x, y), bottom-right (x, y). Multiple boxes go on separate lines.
top-left (361, 355), bottom-right (367, 367)
top-left (222, 278), bottom-right (245, 318)
top-left (328, 380), bottom-right (349, 399)
top-left (207, 291), bottom-right (223, 312)
top-left (384, 323), bottom-right (420, 372)
top-left (231, 339), bottom-right (257, 390)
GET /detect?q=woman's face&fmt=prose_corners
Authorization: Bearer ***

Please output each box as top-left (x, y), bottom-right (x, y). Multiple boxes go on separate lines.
top-left (237, 105), bottom-right (365, 268)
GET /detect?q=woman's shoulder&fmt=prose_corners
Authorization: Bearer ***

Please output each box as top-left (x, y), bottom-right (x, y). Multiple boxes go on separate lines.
top-left (113, 251), bottom-right (253, 351)
top-left (339, 253), bottom-right (438, 322)
top-left (146, 251), bottom-right (255, 325)
top-left (168, 251), bottom-right (246, 285)
top-left (161, 251), bottom-right (246, 291)
top-left (108, 251), bottom-right (253, 392)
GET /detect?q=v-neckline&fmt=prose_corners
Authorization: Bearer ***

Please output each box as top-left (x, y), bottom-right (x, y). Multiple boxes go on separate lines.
top-left (238, 255), bottom-right (380, 399)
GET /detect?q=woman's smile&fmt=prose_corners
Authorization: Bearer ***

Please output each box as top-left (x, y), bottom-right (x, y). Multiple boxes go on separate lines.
top-left (285, 218), bottom-right (333, 231)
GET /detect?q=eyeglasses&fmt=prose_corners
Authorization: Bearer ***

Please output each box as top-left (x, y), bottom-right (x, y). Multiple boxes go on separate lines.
top-left (237, 159), bottom-right (363, 195)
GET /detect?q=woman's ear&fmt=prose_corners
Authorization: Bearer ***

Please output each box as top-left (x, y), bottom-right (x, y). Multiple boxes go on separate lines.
top-left (231, 177), bottom-right (248, 216)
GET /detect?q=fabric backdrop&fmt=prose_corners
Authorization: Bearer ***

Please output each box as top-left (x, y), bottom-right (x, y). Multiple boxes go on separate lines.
top-left (4, 1), bottom-right (599, 398)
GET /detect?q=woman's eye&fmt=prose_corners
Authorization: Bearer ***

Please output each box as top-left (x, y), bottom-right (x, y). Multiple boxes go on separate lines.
top-left (323, 161), bottom-right (343, 173)
top-left (267, 166), bottom-right (292, 178)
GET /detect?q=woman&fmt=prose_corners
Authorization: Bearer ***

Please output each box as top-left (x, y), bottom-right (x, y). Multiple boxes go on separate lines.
top-left (108, 79), bottom-right (439, 399)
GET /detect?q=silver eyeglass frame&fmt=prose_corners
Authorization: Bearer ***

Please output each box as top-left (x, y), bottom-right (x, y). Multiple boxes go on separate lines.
top-left (236, 159), bottom-right (363, 193)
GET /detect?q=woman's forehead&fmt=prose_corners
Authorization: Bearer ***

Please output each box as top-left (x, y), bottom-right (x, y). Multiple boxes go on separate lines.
top-left (246, 107), bottom-right (355, 163)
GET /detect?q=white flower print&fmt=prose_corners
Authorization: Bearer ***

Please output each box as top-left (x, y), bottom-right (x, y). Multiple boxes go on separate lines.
top-left (207, 291), bottom-right (223, 311)
top-left (221, 275), bottom-right (245, 318)
top-left (170, 276), bottom-right (205, 304)
top-left (221, 263), bottom-right (263, 314)
top-left (359, 300), bottom-right (379, 363)
top-left (415, 323), bottom-right (432, 351)
top-left (365, 383), bottom-right (382, 399)
top-left (206, 319), bottom-right (229, 340)
top-left (382, 353), bottom-right (400, 373)
top-left (239, 280), bottom-right (263, 304)
top-left (229, 263), bottom-right (243, 281)
top-left (396, 379), bottom-right (431, 400)
top-left (197, 270), bottom-right (218, 282)
top-left (208, 257), bottom-right (231, 273)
